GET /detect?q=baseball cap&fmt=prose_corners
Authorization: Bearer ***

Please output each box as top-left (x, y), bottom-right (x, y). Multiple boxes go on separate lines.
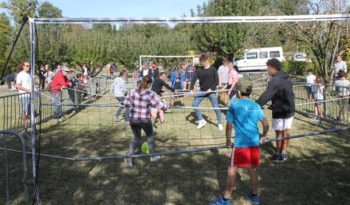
top-left (62, 67), bottom-right (71, 72)
top-left (142, 61), bottom-right (149, 66)
top-left (235, 79), bottom-right (252, 94)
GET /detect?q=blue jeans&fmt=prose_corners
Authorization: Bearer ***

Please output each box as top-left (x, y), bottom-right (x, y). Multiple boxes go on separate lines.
top-left (115, 97), bottom-right (129, 121)
top-left (192, 92), bottom-right (222, 124)
top-left (52, 92), bottom-right (62, 118)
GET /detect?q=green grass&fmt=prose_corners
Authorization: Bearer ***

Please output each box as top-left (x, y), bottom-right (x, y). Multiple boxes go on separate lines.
top-left (1, 84), bottom-right (350, 205)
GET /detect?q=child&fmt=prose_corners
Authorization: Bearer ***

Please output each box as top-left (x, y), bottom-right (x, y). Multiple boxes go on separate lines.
top-left (312, 76), bottom-right (325, 122)
top-left (170, 66), bottom-right (186, 106)
top-left (124, 76), bottom-right (168, 167)
top-left (306, 69), bottom-right (316, 101)
top-left (211, 79), bottom-right (269, 205)
top-left (335, 70), bottom-right (350, 121)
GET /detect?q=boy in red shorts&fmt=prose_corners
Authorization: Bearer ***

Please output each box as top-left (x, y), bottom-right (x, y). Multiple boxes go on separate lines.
top-left (211, 79), bottom-right (269, 205)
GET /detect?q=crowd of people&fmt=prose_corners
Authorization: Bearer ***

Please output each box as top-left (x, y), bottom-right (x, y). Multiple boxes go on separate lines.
top-left (7, 53), bottom-right (350, 205)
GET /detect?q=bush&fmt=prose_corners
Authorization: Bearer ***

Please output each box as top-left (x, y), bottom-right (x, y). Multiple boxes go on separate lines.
top-left (282, 60), bottom-right (313, 76)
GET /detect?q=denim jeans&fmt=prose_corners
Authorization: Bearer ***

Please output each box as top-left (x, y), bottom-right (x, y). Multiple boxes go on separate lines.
top-left (52, 92), bottom-right (62, 118)
top-left (115, 97), bottom-right (129, 121)
top-left (192, 92), bottom-right (222, 124)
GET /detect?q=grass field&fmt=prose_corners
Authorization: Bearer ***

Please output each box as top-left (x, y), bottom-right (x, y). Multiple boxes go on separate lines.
top-left (1, 83), bottom-right (350, 205)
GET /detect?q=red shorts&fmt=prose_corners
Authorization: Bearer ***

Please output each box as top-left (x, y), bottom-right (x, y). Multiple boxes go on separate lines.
top-left (230, 147), bottom-right (260, 168)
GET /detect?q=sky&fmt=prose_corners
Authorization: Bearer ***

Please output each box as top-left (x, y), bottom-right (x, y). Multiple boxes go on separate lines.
top-left (1, 0), bottom-right (208, 18)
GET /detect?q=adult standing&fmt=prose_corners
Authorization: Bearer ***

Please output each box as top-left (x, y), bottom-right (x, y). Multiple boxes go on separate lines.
top-left (184, 61), bottom-right (196, 90)
top-left (139, 62), bottom-right (153, 80)
top-left (190, 53), bottom-right (223, 130)
top-left (334, 70), bottom-right (350, 121)
top-left (15, 61), bottom-right (32, 129)
top-left (39, 64), bottom-right (46, 90)
top-left (225, 62), bottom-right (239, 105)
top-left (50, 66), bottom-right (72, 121)
top-left (257, 58), bottom-right (295, 162)
top-left (217, 57), bottom-right (229, 103)
top-left (46, 65), bottom-right (54, 89)
top-left (333, 55), bottom-right (347, 82)
top-left (151, 63), bottom-right (160, 79)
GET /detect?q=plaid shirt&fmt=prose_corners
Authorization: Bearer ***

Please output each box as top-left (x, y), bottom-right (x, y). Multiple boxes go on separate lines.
top-left (124, 88), bottom-right (167, 123)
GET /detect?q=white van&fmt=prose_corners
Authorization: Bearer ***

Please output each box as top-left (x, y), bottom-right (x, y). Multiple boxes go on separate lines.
top-left (234, 47), bottom-right (285, 71)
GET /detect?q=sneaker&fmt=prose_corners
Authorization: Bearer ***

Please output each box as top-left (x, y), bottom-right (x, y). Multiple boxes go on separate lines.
top-left (197, 120), bottom-right (207, 129)
top-left (269, 154), bottom-right (279, 161)
top-left (280, 153), bottom-right (287, 162)
top-left (210, 197), bottom-right (231, 205)
top-left (276, 154), bottom-right (285, 163)
top-left (150, 155), bottom-right (161, 162)
top-left (126, 158), bottom-right (133, 167)
top-left (246, 194), bottom-right (260, 205)
top-left (218, 124), bottom-right (223, 131)
top-left (114, 116), bottom-right (121, 122)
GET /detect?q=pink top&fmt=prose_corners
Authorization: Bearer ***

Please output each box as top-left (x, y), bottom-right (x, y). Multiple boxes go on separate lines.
top-left (228, 69), bottom-right (238, 85)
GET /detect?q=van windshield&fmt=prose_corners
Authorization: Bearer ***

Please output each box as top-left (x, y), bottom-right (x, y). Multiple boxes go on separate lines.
top-left (234, 56), bottom-right (244, 61)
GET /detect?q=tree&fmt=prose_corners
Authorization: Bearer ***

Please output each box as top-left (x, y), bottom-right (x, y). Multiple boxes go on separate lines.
top-left (291, 0), bottom-right (348, 81)
top-left (194, 0), bottom-right (259, 59)
top-left (0, 0), bottom-right (38, 24)
top-left (0, 13), bottom-right (12, 75)
top-left (37, 1), bottom-right (62, 18)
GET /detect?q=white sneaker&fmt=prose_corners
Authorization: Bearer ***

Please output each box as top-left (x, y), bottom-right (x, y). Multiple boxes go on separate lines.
top-left (150, 155), bottom-right (161, 162)
top-left (126, 158), bottom-right (133, 167)
top-left (197, 120), bottom-right (207, 129)
top-left (218, 124), bottom-right (223, 130)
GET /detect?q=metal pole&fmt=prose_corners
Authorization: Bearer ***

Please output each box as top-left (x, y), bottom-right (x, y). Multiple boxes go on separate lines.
top-left (29, 18), bottom-right (41, 205)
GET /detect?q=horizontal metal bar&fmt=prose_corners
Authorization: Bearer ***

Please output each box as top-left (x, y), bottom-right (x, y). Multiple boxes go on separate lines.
top-left (31, 14), bottom-right (350, 24)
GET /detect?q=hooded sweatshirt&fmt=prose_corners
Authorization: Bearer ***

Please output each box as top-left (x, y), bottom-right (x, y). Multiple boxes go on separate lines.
top-left (257, 71), bottom-right (295, 119)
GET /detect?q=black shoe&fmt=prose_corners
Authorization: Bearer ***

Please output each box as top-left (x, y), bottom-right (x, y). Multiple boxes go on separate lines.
top-left (277, 154), bottom-right (286, 163)
top-left (269, 154), bottom-right (279, 161)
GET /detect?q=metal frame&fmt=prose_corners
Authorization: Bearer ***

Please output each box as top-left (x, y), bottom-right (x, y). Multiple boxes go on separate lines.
top-left (31, 14), bottom-right (350, 24)
top-left (27, 13), bottom-right (350, 204)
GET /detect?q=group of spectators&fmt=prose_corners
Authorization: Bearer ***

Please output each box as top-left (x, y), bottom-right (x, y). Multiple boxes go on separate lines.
top-left (306, 55), bottom-right (349, 122)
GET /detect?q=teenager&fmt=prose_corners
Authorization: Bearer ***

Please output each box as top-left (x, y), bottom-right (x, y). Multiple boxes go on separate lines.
top-left (190, 53), bottom-right (223, 130)
top-left (257, 58), bottom-right (295, 162)
top-left (124, 76), bottom-right (168, 167)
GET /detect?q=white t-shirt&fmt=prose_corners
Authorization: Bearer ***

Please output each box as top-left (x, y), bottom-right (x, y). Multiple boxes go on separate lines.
top-left (306, 74), bottom-right (316, 86)
top-left (111, 77), bottom-right (126, 97)
top-left (334, 61), bottom-right (347, 75)
top-left (335, 79), bottom-right (350, 97)
top-left (218, 65), bottom-right (229, 84)
top-left (315, 85), bottom-right (325, 100)
top-left (47, 71), bottom-right (54, 84)
top-left (16, 71), bottom-right (32, 94)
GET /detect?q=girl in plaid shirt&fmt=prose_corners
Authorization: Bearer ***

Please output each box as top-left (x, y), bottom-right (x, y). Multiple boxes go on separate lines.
top-left (124, 76), bottom-right (168, 167)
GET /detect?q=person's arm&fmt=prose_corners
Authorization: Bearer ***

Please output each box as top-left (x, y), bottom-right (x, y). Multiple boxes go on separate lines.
top-left (190, 70), bottom-right (198, 90)
top-left (260, 118), bottom-right (269, 144)
top-left (58, 75), bottom-right (72, 88)
top-left (256, 78), bottom-right (279, 106)
top-left (162, 80), bottom-right (175, 92)
top-left (149, 91), bottom-right (167, 110)
top-left (344, 62), bottom-right (348, 73)
top-left (211, 68), bottom-right (219, 90)
top-left (124, 91), bottom-right (131, 107)
top-left (226, 123), bottom-right (233, 147)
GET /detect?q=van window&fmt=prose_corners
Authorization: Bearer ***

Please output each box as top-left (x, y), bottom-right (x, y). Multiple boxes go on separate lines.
top-left (270, 51), bottom-right (281, 58)
top-left (260, 51), bottom-right (268, 59)
top-left (246, 52), bottom-right (258, 59)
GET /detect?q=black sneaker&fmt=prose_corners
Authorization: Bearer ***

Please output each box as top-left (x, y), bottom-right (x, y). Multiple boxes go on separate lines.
top-left (269, 154), bottom-right (279, 161)
top-left (277, 154), bottom-right (286, 163)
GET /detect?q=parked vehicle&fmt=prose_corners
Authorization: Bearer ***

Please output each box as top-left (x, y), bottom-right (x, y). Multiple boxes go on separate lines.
top-left (234, 47), bottom-right (285, 71)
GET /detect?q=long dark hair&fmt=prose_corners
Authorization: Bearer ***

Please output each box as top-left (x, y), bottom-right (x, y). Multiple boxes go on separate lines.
top-left (139, 76), bottom-right (153, 90)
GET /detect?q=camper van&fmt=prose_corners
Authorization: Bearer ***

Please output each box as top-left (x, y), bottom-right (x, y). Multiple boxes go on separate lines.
top-left (234, 47), bottom-right (285, 71)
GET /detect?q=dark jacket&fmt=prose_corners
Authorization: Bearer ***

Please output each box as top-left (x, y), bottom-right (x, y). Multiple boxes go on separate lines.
top-left (257, 71), bottom-right (295, 119)
top-left (151, 77), bottom-right (174, 96)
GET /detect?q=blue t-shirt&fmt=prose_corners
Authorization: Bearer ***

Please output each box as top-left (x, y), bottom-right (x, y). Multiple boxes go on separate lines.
top-left (226, 99), bottom-right (264, 148)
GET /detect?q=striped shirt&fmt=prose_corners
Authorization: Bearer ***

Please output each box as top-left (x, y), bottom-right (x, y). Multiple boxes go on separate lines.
top-left (124, 88), bottom-right (167, 123)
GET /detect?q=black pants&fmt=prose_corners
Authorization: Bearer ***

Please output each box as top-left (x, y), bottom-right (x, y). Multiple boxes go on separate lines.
top-left (128, 121), bottom-right (155, 155)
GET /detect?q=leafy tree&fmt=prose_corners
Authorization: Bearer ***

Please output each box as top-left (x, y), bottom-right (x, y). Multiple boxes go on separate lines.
top-left (0, 0), bottom-right (38, 24)
top-left (0, 13), bottom-right (12, 75)
top-left (37, 1), bottom-right (62, 18)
